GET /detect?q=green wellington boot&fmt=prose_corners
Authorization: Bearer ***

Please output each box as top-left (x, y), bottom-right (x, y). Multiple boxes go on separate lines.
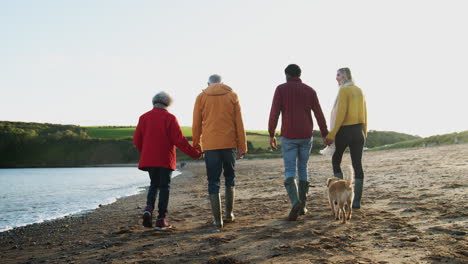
top-left (298, 181), bottom-right (309, 215)
top-left (284, 177), bottom-right (303, 221)
top-left (225, 186), bottom-right (235, 222)
top-left (334, 172), bottom-right (343, 179)
top-left (209, 194), bottom-right (223, 228)
top-left (352, 178), bottom-right (364, 209)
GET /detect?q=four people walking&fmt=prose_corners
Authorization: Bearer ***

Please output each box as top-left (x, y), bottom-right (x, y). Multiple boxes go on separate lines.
top-left (134, 66), bottom-right (367, 228)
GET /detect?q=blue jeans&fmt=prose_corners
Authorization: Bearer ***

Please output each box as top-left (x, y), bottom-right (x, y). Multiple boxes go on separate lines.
top-left (281, 137), bottom-right (313, 181)
top-left (204, 149), bottom-right (236, 194)
top-left (146, 167), bottom-right (172, 218)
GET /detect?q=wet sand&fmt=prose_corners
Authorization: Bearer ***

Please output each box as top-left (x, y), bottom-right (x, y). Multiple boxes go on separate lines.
top-left (1, 144), bottom-right (467, 264)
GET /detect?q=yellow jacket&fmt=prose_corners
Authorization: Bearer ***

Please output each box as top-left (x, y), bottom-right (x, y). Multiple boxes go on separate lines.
top-left (192, 83), bottom-right (247, 153)
top-left (326, 85), bottom-right (367, 140)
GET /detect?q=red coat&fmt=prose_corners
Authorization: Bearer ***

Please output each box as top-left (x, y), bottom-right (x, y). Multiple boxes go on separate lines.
top-left (133, 108), bottom-right (200, 171)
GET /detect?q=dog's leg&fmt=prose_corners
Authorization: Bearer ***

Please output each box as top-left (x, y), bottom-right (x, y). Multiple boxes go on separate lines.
top-left (336, 202), bottom-right (342, 221)
top-left (346, 200), bottom-right (352, 220)
top-left (329, 195), bottom-right (336, 219)
top-left (340, 205), bottom-right (346, 224)
top-left (335, 203), bottom-right (340, 220)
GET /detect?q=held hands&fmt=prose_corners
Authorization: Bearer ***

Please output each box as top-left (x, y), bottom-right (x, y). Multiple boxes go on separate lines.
top-left (236, 150), bottom-right (246, 160)
top-left (324, 137), bottom-right (334, 146)
top-left (198, 152), bottom-right (205, 160)
top-left (197, 151), bottom-right (243, 160)
top-left (270, 136), bottom-right (277, 150)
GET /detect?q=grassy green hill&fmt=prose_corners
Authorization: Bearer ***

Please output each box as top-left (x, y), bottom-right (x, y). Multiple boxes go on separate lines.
top-left (84, 126), bottom-right (421, 152)
top-left (365, 130), bottom-right (420, 148)
top-left (86, 126), bottom-right (136, 139)
top-left (85, 126), bottom-right (274, 150)
top-left (86, 126), bottom-right (192, 139)
top-left (370, 131), bottom-right (468, 151)
top-left (84, 126), bottom-right (325, 153)
top-left (3, 121), bottom-right (462, 167)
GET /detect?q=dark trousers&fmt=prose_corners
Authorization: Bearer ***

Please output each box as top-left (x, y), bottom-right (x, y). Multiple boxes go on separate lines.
top-left (146, 167), bottom-right (172, 218)
top-left (332, 124), bottom-right (365, 179)
top-left (204, 149), bottom-right (236, 194)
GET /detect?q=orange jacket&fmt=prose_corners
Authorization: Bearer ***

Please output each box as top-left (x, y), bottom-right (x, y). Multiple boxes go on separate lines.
top-left (192, 83), bottom-right (247, 153)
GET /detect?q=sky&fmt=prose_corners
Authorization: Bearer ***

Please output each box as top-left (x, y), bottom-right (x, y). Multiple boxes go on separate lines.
top-left (1, 0), bottom-right (467, 137)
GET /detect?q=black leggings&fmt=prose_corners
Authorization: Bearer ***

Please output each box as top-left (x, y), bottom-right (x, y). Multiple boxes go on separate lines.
top-left (332, 124), bottom-right (365, 179)
top-left (147, 167), bottom-right (172, 218)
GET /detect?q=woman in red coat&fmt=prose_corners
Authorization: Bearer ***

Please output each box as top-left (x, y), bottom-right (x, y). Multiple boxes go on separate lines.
top-left (134, 91), bottom-right (201, 229)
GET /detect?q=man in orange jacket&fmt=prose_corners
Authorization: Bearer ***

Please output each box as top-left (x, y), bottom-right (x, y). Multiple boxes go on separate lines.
top-left (192, 74), bottom-right (247, 228)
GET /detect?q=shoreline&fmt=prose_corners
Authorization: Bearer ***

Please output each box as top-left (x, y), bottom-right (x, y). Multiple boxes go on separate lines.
top-left (0, 169), bottom-right (186, 234)
top-left (0, 163), bottom-right (140, 169)
top-left (0, 186), bottom-right (148, 235)
top-left (0, 161), bottom-right (206, 169)
top-left (1, 145), bottom-right (466, 263)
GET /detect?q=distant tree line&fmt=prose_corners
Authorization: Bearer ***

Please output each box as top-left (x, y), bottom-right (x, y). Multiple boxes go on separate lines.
top-left (0, 122), bottom-right (138, 167)
top-left (0, 121), bottom-right (425, 167)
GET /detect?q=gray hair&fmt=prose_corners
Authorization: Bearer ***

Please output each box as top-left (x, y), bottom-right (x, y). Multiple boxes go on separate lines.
top-left (208, 74), bottom-right (222, 84)
top-left (152, 91), bottom-right (172, 109)
top-left (337, 67), bottom-right (354, 86)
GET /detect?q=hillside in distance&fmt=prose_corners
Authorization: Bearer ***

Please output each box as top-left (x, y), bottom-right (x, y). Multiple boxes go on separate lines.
top-left (86, 126), bottom-right (421, 150)
top-left (2, 121), bottom-right (465, 167)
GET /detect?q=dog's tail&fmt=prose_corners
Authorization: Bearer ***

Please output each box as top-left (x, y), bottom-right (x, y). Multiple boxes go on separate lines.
top-left (345, 165), bottom-right (354, 188)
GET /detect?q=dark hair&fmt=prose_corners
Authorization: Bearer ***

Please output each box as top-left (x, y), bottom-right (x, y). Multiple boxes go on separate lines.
top-left (284, 64), bottom-right (301, 77)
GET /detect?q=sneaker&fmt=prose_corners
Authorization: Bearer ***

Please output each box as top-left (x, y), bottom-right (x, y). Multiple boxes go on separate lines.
top-left (142, 211), bottom-right (153, 228)
top-left (155, 217), bottom-right (172, 230)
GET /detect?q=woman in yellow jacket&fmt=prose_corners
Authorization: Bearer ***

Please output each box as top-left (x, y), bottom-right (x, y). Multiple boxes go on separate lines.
top-left (325, 68), bottom-right (367, 209)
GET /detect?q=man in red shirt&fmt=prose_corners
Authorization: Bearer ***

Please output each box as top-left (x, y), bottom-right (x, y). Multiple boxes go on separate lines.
top-left (268, 64), bottom-right (328, 221)
top-left (134, 91), bottom-right (201, 229)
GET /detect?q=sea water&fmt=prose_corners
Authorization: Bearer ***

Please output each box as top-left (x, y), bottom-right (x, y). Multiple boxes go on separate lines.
top-left (0, 167), bottom-right (181, 232)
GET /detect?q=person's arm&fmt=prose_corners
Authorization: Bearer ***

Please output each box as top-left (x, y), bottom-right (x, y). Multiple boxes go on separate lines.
top-left (363, 96), bottom-right (368, 138)
top-left (192, 94), bottom-right (202, 152)
top-left (170, 116), bottom-right (201, 159)
top-left (233, 94), bottom-right (247, 157)
top-left (268, 88), bottom-right (281, 149)
top-left (133, 117), bottom-right (143, 152)
top-left (311, 90), bottom-right (328, 139)
top-left (326, 88), bottom-right (348, 140)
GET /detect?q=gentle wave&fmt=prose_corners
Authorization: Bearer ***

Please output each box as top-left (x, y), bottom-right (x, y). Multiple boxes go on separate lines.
top-left (0, 168), bottom-right (182, 232)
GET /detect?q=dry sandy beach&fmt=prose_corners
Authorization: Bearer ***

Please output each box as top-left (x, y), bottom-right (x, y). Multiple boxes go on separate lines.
top-left (1, 144), bottom-right (467, 264)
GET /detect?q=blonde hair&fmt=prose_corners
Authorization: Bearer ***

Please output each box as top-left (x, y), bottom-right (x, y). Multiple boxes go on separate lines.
top-left (337, 67), bottom-right (353, 86)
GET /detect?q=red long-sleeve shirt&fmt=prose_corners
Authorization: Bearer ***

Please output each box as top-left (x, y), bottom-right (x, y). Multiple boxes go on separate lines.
top-left (268, 77), bottom-right (328, 139)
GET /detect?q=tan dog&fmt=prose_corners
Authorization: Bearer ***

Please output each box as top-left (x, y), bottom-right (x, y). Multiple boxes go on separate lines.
top-left (327, 167), bottom-right (354, 223)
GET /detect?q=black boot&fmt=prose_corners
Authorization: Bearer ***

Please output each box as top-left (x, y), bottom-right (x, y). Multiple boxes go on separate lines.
top-left (298, 181), bottom-right (309, 215)
top-left (142, 206), bottom-right (153, 228)
top-left (334, 172), bottom-right (343, 179)
top-left (353, 178), bottom-right (364, 209)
